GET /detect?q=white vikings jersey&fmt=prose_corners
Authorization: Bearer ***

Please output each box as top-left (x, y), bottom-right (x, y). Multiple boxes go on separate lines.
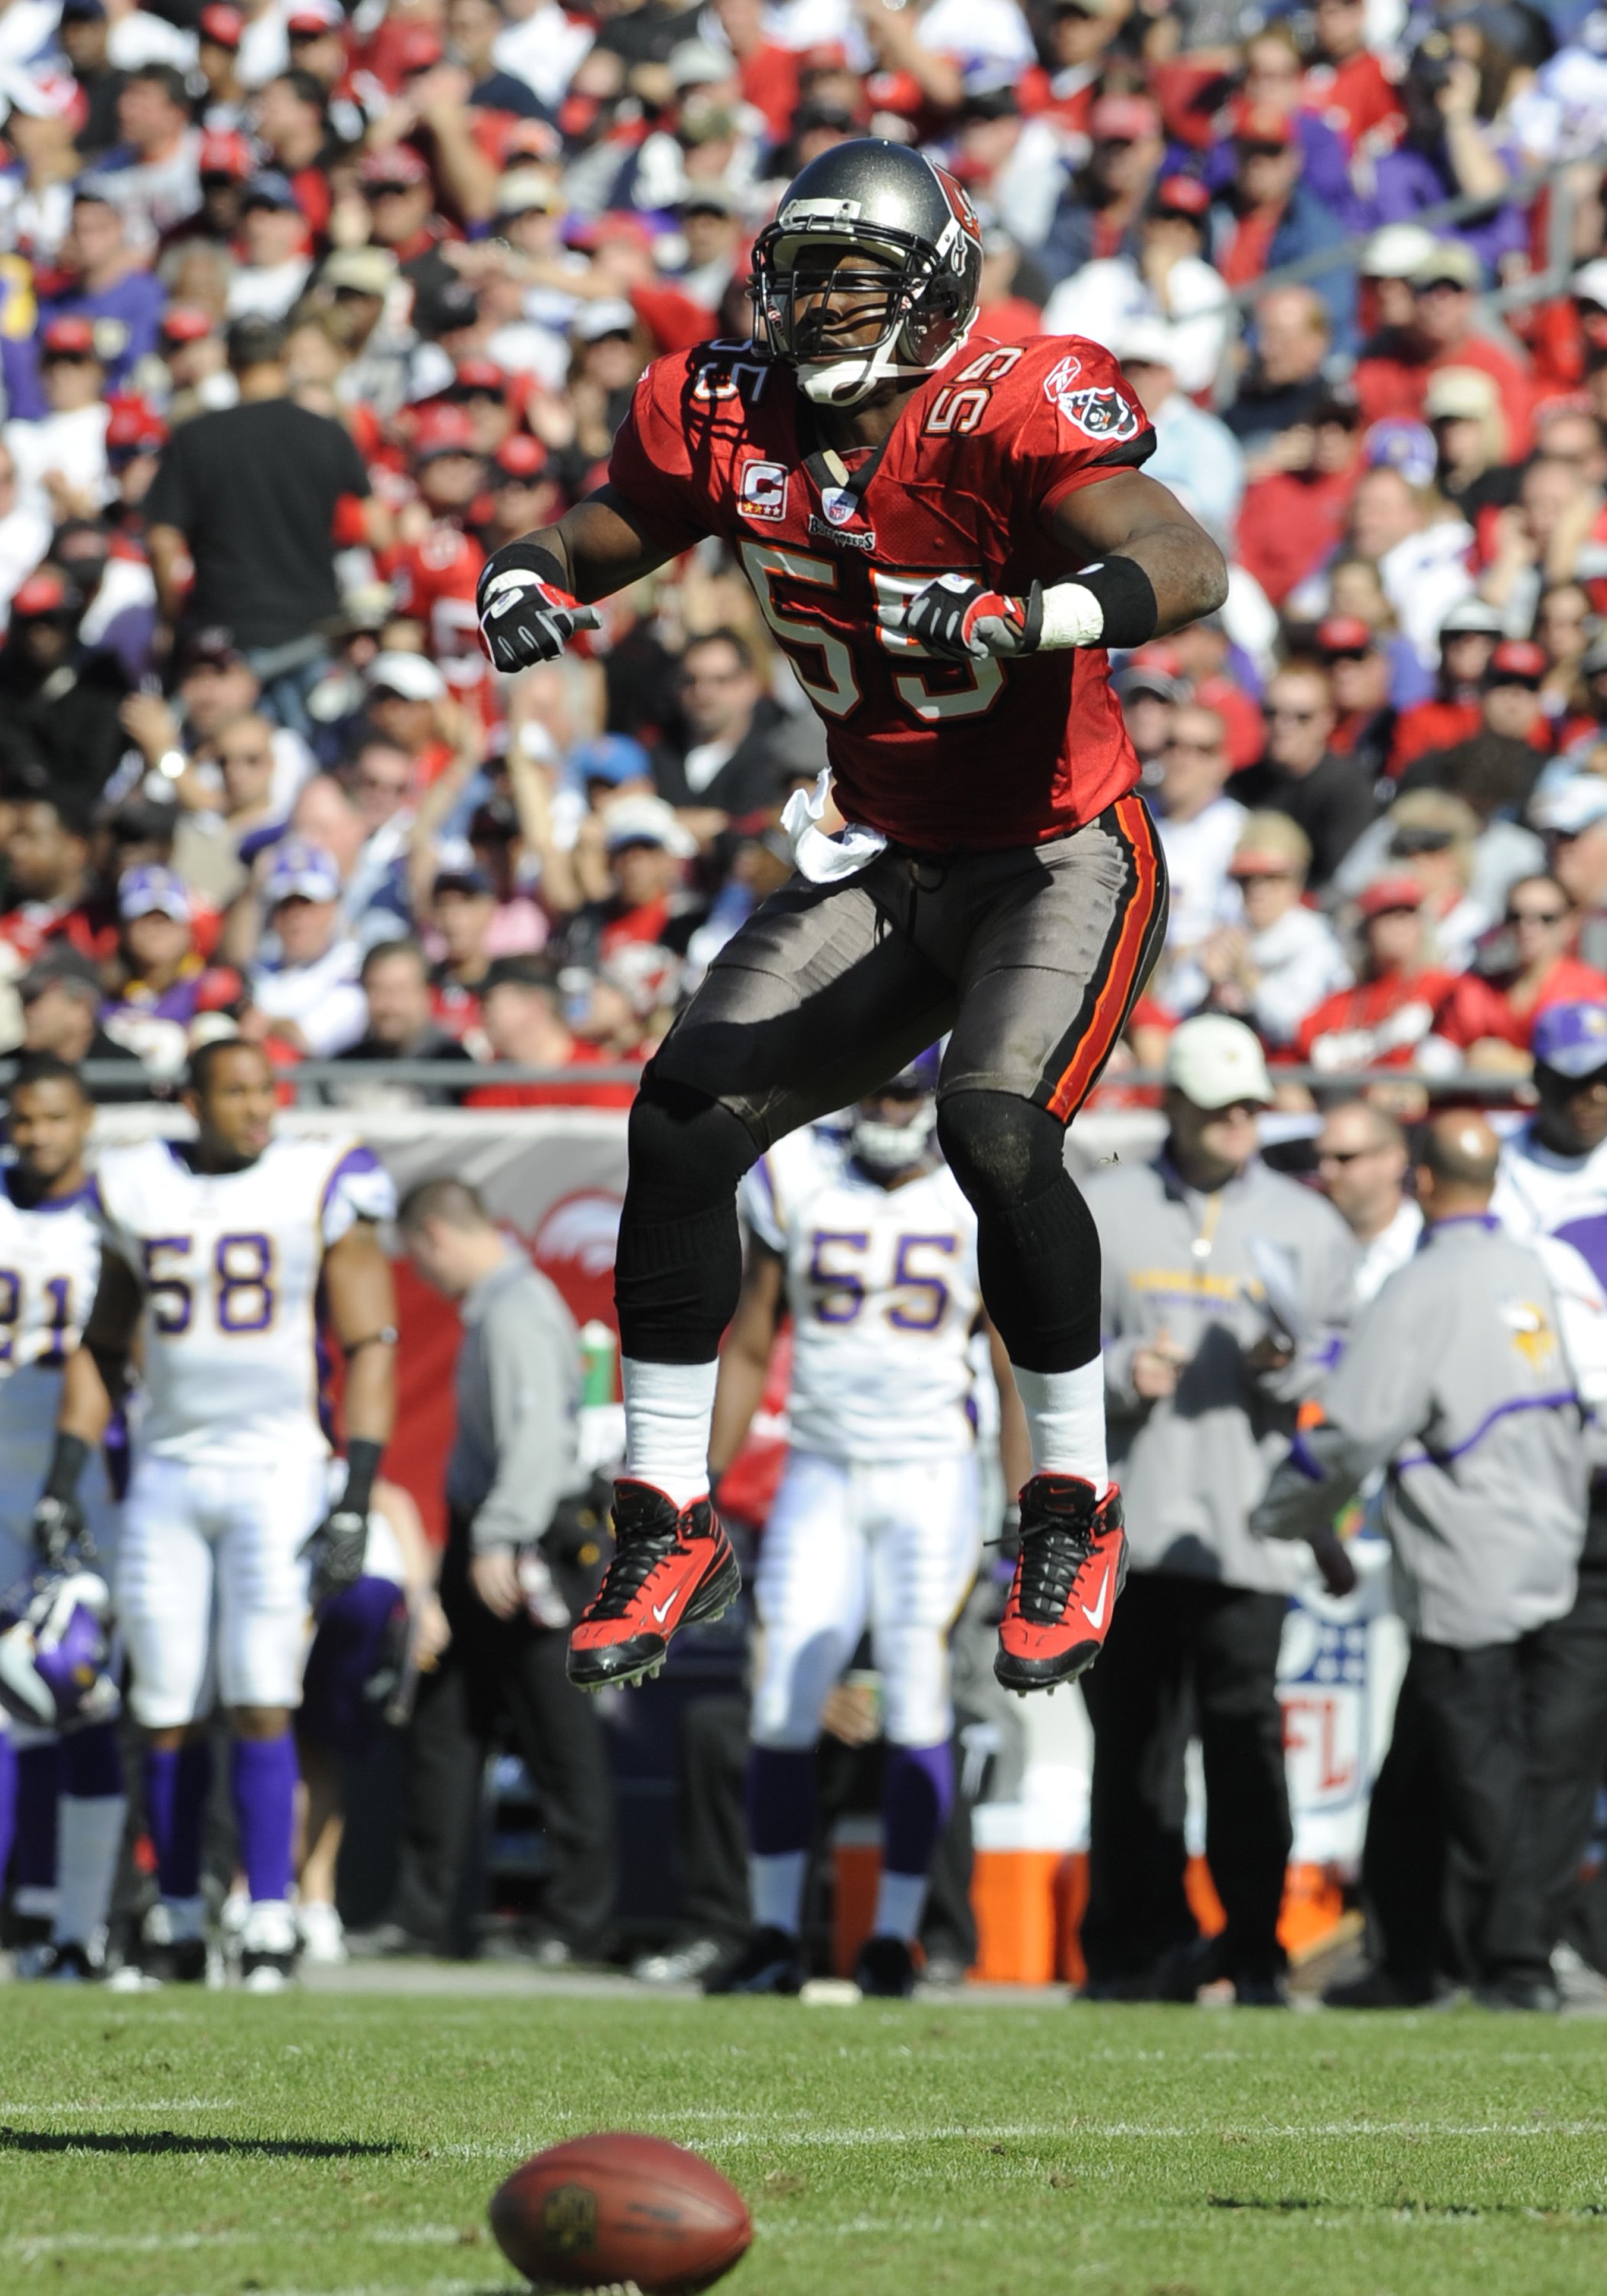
top-left (741, 1127), bottom-right (981, 1463)
top-left (0, 1166), bottom-right (104, 1502)
top-left (94, 1133), bottom-right (396, 1466)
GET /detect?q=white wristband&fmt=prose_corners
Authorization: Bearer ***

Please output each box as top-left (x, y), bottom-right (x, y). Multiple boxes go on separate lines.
top-left (1037, 581), bottom-right (1106, 651)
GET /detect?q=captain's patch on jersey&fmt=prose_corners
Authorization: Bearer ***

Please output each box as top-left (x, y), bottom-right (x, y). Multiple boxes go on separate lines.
top-left (1044, 354), bottom-right (1140, 443)
top-left (738, 458), bottom-right (788, 521)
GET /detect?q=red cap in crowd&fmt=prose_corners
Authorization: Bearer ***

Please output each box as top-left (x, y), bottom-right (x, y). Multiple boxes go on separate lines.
top-left (106, 393), bottom-right (168, 455)
top-left (198, 3), bottom-right (244, 46)
top-left (409, 402), bottom-right (479, 461)
top-left (1088, 93), bottom-right (1159, 142)
top-left (396, 26), bottom-right (444, 72)
top-left (493, 433), bottom-right (550, 481)
top-left (199, 129), bottom-right (253, 180)
top-left (1153, 174), bottom-right (1210, 218)
top-left (1357, 875), bottom-right (1423, 918)
top-left (452, 359), bottom-right (507, 398)
top-left (1488, 639), bottom-right (1548, 684)
top-left (360, 143), bottom-right (430, 188)
top-left (1231, 98), bottom-right (1296, 147)
top-left (161, 304), bottom-right (216, 344)
top-left (12, 571), bottom-right (78, 619)
top-left (41, 315), bottom-right (97, 359)
top-left (1316, 615), bottom-right (1375, 657)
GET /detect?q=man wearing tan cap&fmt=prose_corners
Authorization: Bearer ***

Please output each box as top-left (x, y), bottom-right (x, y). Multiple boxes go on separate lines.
top-left (1167, 812), bottom-right (1351, 1047)
top-left (1080, 1015), bottom-right (1357, 2005)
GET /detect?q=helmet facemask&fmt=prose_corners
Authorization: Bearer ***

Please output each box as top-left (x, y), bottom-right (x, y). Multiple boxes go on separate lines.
top-left (751, 213), bottom-right (979, 408)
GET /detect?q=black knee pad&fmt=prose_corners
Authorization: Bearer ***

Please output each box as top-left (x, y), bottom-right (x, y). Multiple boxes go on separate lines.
top-left (937, 1091), bottom-right (1100, 1373)
top-left (625, 1076), bottom-right (761, 1218)
top-left (615, 1078), bottom-right (759, 1364)
top-left (937, 1091), bottom-right (1067, 1211)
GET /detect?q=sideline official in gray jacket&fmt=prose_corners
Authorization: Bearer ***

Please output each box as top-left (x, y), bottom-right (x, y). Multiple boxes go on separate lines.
top-left (386, 1176), bottom-right (616, 1959)
top-left (1257, 1114), bottom-right (1590, 2011)
top-left (1080, 1016), bottom-right (1357, 2005)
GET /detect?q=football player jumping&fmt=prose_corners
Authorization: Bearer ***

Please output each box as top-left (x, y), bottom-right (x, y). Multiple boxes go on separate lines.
top-left (39, 1037), bottom-right (397, 1989)
top-left (477, 140), bottom-right (1227, 1698)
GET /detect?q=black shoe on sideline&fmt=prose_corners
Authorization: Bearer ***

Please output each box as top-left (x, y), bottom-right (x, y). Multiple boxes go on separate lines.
top-left (702, 1925), bottom-right (806, 1995)
top-left (1475, 1975), bottom-right (1561, 2014)
top-left (853, 1936), bottom-right (918, 1999)
top-left (1322, 1965), bottom-right (1436, 2010)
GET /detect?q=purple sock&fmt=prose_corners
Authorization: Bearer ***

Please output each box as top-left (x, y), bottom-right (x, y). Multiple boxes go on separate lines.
top-left (62, 1720), bottom-right (122, 1799)
top-left (745, 1746), bottom-right (817, 1857)
top-left (144, 1740), bottom-right (212, 1900)
top-left (0, 1733), bottom-right (16, 1877)
top-left (15, 1742), bottom-right (63, 1890)
top-left (882, 1742), bottom-right (953, 1877)
top-left (230, 1735), bottom-right (297, 1903)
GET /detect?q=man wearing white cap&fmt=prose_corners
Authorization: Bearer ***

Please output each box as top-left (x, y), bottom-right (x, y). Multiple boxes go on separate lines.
top-left (1533, 781), bottom-right (1607, 974)
top-left (243, 837), bottom-right (366, 1055)
top-left (1078, 1014), bottom-right (1357, 2005)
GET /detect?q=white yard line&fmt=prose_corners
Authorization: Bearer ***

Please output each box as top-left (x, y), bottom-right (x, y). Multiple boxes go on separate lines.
top-left (0, 2099), bottom-right (237, 2114)
top-left (3, 2229), bottom-right (474, 2264)
top-left (433, 2117), bottom-right (1607, 2157)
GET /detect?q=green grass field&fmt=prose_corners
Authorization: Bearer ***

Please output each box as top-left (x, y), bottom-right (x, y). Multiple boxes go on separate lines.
top-left (2, 1989), bottom-right (1606, 2296)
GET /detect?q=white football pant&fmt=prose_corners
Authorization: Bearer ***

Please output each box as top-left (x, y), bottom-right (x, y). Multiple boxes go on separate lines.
top-left (116, 1451), bottom-right (328, 1727)
top-left (751, 1450), bottom-right (981, 1750)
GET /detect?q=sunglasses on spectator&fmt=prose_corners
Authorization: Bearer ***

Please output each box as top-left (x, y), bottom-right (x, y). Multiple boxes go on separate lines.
top-left (1234, 867), bottom-right (1292, 883)
top-left (1317, 1144), bottom-right (1386, 1166)
top-left (356, 769), bottom-right (409, 794)
top-left (1264, 703), bottom-right (1319, 721)
top-left (1507, 903), bottom-right (1570, 925)
top-left (680, 664), bottom-right (746, 686)
top-left (1165, 735), bottom-right (1221, 754)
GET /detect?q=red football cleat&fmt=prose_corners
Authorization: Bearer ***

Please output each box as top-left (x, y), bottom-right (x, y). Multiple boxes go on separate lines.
top-left (567, 1480), bottom-right (741, 1690)
top-left (994, 1474), bottom-right (1126, 1694)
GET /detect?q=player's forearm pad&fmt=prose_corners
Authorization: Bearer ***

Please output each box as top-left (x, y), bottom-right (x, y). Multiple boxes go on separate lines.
top-left (44, 1431), bottom-right (93, 1502)
top-left (1039, 556), bottom-right (1159, 652)
top-left (475, 537), bottom-right (571, 613)
top-left (339, 1437), bottom-right (384, 1520)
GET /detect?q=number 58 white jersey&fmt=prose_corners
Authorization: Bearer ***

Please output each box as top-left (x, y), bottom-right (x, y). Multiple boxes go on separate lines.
top-left (94, 1133), bottom-right (396, 1466)
top-left (740, 1127), bottom-right (981, 1463)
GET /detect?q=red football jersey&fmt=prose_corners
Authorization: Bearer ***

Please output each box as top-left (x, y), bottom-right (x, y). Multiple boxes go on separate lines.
top-left (606, 334), bottom-right (1156, 853)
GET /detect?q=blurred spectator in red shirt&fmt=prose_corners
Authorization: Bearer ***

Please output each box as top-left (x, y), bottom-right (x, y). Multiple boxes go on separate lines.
top-left (1304, 0), bottom-right (1405, 152)
top-left (466, 954), bottom-right (637, 1108)
top-left (1390, 595), bottom-right (1505, 774)
top-left (427, 847), bottom-right (497, 1045)
top-left (1236, 389), bottom-right (1363, 606)
top-left (1435, 872), bottom-right (1607, 1064)
top-left (1019, 0), bottom-right (1133, 138)
top-left (0, 791), bottom-right (117, 969)
top-left (1296, 876), bottom-right (1459, 1073)
top-left (1354, 238), bottom-right (1535, 458)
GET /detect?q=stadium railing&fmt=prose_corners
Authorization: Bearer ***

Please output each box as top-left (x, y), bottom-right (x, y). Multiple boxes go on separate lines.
top-left (5, 1061), bottom-right (1537, 1102)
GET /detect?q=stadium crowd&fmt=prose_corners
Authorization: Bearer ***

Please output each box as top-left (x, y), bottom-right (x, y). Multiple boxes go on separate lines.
top-left (12, 0), bottom-right (1607, 2007)
top-left (2, 0), bottom-right (1607, 1088)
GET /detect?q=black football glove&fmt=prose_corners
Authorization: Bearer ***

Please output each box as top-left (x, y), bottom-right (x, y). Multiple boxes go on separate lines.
top-left (30, 1493), bottom-right (89, 1570)
top-left (477, 561), bottom-right (600, 673)
top-left (299, 1506), bottom-right (368, 1608)
top-left (907, 574), bottom-right (1042, 661)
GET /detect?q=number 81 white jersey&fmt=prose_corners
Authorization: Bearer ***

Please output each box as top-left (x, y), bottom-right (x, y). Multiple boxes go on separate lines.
top-left (94, 1133), bottom-right (396, 1466)
top-left (740, 1127), bottom-right (981, 1463)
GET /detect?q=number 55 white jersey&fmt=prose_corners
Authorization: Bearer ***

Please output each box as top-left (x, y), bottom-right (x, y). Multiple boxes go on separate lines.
top-left (93, 1135), bottom-right (396, 1466)
top-left (740, 1127), bottom-right (981, 1463)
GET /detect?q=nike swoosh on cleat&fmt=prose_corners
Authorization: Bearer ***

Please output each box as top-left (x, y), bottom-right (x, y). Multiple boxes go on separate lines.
top-left (651, 1596), bottom-right (676, 1623)
top-left (1082, 1570), bottom-right (1110, 1631)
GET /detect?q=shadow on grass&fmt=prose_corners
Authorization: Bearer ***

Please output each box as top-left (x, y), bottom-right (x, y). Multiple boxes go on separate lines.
top-left (0, 2126), bottom-right (399, 2160)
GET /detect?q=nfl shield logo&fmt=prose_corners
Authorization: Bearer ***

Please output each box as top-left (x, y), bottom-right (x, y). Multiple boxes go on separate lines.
top-left (821, 487), bottom-right (856, 526)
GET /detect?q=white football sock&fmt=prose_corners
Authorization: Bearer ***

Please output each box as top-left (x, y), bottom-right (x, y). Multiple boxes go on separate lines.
top-left (748, 1851), bottom-right (807, 1936)
top-left (1011, 1358), bottom-right (1108, 1491)
top-left (872, 1870), bottom-right (928, 1945)
top-left (53, 1795), bottom-right (126, 1947)
top-left (622, 1357), bottom-right (717, 1509)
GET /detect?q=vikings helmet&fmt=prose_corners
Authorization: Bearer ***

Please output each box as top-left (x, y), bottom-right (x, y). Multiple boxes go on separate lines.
top-left (849, 1044), bottom-right (941, 1176)
top-left (750, 139), bottom-right (983, 408)
top-left (0, 1566), bottom-right (119, 1731)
